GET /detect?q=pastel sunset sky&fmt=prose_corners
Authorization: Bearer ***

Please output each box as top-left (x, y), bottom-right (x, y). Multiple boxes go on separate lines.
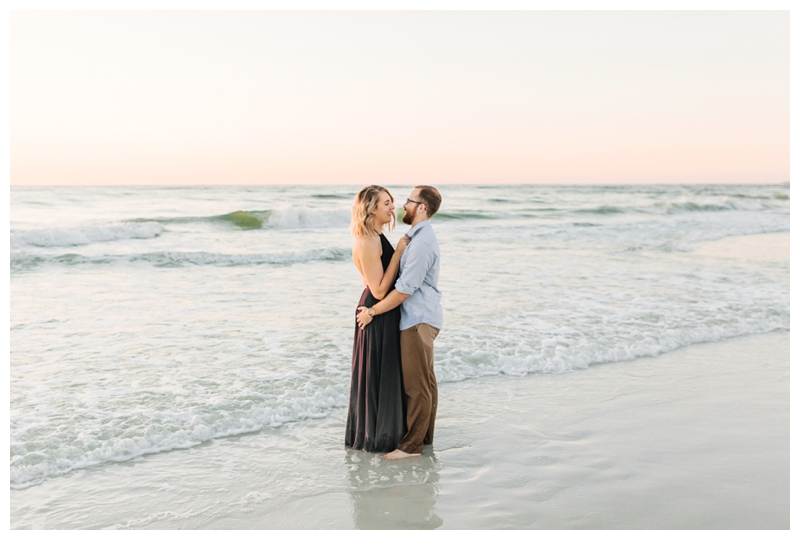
top-left (10, 10), bottom-right (789, 186)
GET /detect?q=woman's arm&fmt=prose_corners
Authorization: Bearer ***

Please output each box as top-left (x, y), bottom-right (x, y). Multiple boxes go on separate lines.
top-left (353, 236), bottom-right (409, 300)
top-left (371, 236), bottom-right (409, 298)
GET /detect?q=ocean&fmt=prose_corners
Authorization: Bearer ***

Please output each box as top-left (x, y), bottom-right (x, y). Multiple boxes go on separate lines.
top-left (9, 183), bottom-right (790, 495)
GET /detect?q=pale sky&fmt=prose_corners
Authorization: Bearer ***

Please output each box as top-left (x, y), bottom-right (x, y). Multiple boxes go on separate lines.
top-left (10, 10), bottom-right (789, 185)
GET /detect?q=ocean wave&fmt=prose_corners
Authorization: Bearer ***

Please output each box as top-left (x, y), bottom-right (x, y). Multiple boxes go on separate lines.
top-left (10, 383), bottom-right (347, 489)
top-left (263, 203), bottom-right (350, 229)
top-left (127, 204), bottom-right (352, 230)
top-left (175, 205), bottom-right (352, 230)
top-left (10, 222), bottom-right (163, 249)
top-left (12, 202), bottom-right (502, 252)
top-left (9, 322), bottom-right (788, 490)
top-left (433, 211), bottom-right (497, 221)
top-left (495, 211), bottom-right (789, 253)
top-left (435, 319), bottom-right (788, 383)
top-left (311, 193), bottom-right (351, 200)
top-left (569, 197), bottom-right (781, 216)
top-left (216, 211), bottom-right (266, 229)
top-left (648, 199), bottom-right (766, 214)
top-left (575, 205), bottom-right (625, 214)
top-left (11, 247), bottom-right (351, 272)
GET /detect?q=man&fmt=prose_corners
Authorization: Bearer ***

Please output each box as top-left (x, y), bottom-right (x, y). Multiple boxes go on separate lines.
top-left (356, 185), bottom-right (443, 460)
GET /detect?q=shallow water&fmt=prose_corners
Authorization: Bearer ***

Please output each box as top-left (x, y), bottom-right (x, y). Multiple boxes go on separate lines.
top-left (10, 332), bottom-right (789, 529)
top-left (10, 184), bottom-right (789, 491)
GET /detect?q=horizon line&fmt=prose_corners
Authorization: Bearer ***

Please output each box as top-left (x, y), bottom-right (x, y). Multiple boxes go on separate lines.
top-left (9, 181), bottom-right (791, 188)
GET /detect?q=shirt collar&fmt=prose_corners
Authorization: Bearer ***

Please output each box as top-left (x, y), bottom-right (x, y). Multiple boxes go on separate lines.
top-left (406, 219), bottom-right (431, 239)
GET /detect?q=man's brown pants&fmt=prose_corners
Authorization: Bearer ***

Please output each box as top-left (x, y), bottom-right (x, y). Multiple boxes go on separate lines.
top-left (397, 323), bottom-right (440, 455)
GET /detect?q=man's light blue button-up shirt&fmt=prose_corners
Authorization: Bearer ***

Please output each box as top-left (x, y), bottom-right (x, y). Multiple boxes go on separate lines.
top-left (395, 220), bottom-right (443, 331)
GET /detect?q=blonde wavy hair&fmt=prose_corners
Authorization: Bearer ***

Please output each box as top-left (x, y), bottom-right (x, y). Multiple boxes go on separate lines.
top-left (350, 185), bottom-right (396, 237)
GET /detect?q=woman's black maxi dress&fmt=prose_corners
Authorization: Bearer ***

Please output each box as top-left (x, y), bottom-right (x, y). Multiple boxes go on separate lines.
top-left (345, 233), bottom-right (406, 453)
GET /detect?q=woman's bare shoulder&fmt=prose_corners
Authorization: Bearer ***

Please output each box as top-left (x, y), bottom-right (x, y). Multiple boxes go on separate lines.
top-left (353, 235), bottom-right (380, 248)
top-left (352, 235), bottom-right (381, 259)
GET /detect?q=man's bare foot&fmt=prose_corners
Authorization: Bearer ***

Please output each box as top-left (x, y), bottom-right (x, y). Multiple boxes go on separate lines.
top-left (381, 449), bottom-right (421, 460)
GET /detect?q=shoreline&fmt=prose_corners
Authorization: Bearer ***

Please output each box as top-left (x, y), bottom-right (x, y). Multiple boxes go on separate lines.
top-left (11, 330), bottom-right (789, 529)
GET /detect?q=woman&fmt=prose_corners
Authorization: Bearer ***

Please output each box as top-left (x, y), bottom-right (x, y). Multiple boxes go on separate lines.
top-left (345, 185), bottom-right (410, 453)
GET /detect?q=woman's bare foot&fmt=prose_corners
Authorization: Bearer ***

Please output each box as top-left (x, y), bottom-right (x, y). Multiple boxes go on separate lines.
top-left (381, 449), bottom-right (421, 460)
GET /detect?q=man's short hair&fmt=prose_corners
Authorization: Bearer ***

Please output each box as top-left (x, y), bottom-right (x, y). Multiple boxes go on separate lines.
top-left (415, 185), bottom-right (442, 217)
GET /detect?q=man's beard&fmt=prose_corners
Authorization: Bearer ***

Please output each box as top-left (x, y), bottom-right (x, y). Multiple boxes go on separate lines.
top-left (402, 210), bottom-right (414, 225)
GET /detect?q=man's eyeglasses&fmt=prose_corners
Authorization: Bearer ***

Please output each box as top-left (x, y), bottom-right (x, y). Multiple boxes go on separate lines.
top-left (405, 198), bottom-right (422, 206)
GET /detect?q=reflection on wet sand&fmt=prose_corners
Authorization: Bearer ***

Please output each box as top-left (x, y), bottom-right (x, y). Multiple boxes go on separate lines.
top-left (346, 447), bottom-right (442, 529)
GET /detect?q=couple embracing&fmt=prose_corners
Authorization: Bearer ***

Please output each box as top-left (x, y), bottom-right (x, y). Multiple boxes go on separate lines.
top-left (345, 185), bottom-right (443, 460)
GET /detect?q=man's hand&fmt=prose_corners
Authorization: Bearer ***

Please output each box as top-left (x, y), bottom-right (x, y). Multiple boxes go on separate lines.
top-left (356, 306), bottom-right (373, 329)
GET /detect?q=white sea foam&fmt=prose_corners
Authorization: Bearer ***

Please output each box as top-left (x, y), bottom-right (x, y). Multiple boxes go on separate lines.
top-left (10, 382), bottom-right (348, 489)
top-left (10, 315), bottom-right (788, 489)
top-left (11, 222), bottom-right (163, 249)
top-left (435, 315), bottom-right (788, 383)
top-left (265, 203), bottom-right (350, 229)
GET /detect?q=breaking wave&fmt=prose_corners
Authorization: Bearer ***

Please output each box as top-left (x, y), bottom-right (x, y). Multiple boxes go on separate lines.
top-left (10, 222), bottom-right (163, 249)
top-left (11, 247), bottom-right (351, 273)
